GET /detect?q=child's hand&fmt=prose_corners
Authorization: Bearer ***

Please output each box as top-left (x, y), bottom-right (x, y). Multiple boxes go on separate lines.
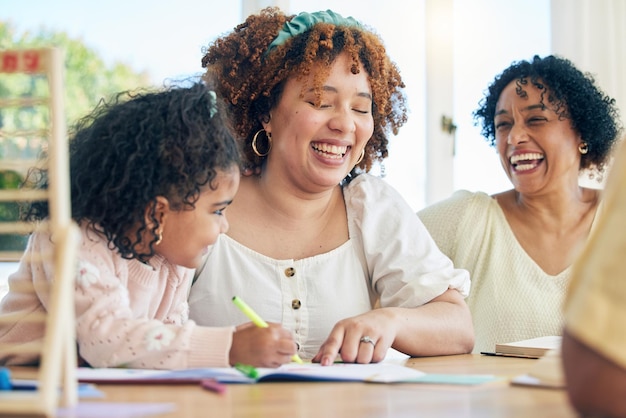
top-left (229, 322), bottom-right (297, 368)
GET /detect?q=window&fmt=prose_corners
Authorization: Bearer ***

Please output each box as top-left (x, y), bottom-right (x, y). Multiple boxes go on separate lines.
top-left (452, 0), bottom-right (551, 197)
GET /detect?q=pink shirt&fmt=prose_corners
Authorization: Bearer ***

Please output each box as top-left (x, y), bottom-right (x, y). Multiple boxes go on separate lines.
top-left (0, 223), bottom-right (233, 369)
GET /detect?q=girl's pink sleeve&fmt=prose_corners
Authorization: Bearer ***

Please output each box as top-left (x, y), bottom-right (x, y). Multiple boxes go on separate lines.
top-left (66, 228), bottom-right (234, 369)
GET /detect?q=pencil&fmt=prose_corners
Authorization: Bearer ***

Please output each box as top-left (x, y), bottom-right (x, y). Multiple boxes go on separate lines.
top-left (232, 296), bottom-right (304, 364)
top-left (480, 351), bottom-right (540, 359)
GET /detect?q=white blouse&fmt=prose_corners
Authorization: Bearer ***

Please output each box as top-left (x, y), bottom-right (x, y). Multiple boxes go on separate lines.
top-left (188, 174), bottom-right (470, 359)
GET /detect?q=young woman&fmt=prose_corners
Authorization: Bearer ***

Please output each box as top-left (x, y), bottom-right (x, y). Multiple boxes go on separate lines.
top-left (189, 8), bottom-right (473, 365)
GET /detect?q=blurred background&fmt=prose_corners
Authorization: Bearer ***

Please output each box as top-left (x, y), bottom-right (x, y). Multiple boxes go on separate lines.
top-left (1, 0), bottom-right (553, 209)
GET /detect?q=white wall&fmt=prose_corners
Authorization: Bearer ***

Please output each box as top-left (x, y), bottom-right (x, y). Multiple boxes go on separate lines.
top-left (450, 0), bottom-right (551, 204)
top-left (551, 0), bottom-right (626, 131)
top-left (551, 0), bottom-right (626, 190)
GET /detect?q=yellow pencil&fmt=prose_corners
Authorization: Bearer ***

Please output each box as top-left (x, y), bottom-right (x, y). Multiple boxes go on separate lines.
top-left (232, 296), bottom-right (303, 364)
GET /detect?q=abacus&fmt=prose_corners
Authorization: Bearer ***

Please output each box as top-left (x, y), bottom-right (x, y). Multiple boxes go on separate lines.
top-left (0, 47), bottom-right (80, 417)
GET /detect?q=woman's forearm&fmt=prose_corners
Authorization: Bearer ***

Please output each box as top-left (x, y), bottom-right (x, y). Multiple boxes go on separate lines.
top-left (391, 289), bottom-right (474, 356)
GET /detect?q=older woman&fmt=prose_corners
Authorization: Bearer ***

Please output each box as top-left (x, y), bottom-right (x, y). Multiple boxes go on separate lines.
top-left (418, 55), bottom-right (622, 353)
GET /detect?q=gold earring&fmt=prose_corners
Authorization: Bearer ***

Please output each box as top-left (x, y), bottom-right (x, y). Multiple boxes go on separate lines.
top-left (578, 142), bottom-right (589, 155)
top-left (252, 130), bottom-right (272, 157)
top-left (355, 149), bottom-right (365, 165)
top-left (155, 227), bottom-right (163, 246)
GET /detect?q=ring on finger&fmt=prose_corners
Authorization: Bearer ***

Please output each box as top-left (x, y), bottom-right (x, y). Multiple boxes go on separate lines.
top-left (359, 336), bottom-right (376, 347)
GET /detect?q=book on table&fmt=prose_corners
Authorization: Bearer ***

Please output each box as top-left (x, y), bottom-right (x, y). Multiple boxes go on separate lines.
top-left (76, 362), bottom-right (426, 384)
top-left (495, 335), bottom-right (562, 358)
top-left (75, 362), bottom-right (499, 386)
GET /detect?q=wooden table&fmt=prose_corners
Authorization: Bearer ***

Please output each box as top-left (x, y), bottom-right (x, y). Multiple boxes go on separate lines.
top-left (9, 354), bottom-right (577, 418)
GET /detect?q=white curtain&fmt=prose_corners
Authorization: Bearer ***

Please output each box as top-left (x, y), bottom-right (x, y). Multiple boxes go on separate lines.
top-left (551, 0), bottom-right (626, 187)
top-left (551, 0), bottom-right (626, 130)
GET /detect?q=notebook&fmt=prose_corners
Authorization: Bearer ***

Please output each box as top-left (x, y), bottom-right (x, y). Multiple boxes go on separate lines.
top-left (495, 336), bottom-right (562, 358)
top-left (76, 362), bottom-right (426, 384)
top-left (76, 362), bottom-right (499, 386)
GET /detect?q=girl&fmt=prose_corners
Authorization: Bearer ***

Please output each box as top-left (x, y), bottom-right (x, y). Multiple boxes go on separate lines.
top-left (0, 82), bottom-right (297, 369)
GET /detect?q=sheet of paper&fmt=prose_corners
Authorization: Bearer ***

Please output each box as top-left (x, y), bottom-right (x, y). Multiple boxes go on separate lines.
top-left (402, 373), bottom-right (500, 385)
top-left (76, 366), bottom-right (243, 383)
top-left (56, 402), bottom-right (176, 418)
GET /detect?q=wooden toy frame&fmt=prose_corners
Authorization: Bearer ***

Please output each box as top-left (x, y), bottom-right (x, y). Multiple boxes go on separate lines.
top-left (0, 48), bottom-right (79, 417)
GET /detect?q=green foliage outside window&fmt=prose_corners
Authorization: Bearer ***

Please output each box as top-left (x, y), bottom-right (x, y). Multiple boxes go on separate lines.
top-left (0, 21), bottom-right (153, 254)
top-left (0, 20), bottom-right (153, 129)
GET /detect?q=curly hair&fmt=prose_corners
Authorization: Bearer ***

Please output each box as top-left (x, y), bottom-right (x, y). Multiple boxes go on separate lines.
top-left (473, 54), bottom-right (622, 175)
top-left (201, 7), bottom-right (408, 176)
top-left (22, 82), bottom-right (240, 261)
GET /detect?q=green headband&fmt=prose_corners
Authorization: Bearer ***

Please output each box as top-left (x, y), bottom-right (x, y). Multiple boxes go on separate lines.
top-left (266, 10), bottom-right (362, 54)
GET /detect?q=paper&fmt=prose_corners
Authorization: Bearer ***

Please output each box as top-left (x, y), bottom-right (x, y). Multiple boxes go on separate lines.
top-left (510, 348), bottom-right (565, 389)
top-left (56, 402), bottom-right (176, 418)
top-left (510, 373), bottom-right (564, 389)
top-left (404, 373), bottom-right (499, 385)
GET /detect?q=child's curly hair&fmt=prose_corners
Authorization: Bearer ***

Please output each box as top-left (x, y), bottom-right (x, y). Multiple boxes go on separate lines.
top-left (474, 55), bottom-right (622, 176)
top-left (201, 7), bottom-right (408, 176)
top-left (23, 82), bottom-right (240, 261)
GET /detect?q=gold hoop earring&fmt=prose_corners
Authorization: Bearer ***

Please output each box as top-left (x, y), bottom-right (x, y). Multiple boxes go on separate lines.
top-left (578, 142), bottom-right (589, 155)
top-left (252, 130), bottom-right (272, 157)
top-left (355, 149), bottom-right (365, 165)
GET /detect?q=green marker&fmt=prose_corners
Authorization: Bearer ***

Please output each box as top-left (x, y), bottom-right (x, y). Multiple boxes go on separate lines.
top-left (232, 296), bottom-right (268, 328)
top-left (234, 363), bottom-right (259, 379)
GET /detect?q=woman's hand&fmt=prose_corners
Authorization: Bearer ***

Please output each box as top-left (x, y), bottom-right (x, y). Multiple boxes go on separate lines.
top-left (229, 322), bottom-right (297, 368)
top-left (312, 289), bottom-right (474, 366)
top-left (311, 309), bottom-right (399, 366)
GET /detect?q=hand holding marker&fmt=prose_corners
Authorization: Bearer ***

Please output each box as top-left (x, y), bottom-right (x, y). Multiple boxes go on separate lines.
top-left (232, 296), bottom-right (303, 364)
